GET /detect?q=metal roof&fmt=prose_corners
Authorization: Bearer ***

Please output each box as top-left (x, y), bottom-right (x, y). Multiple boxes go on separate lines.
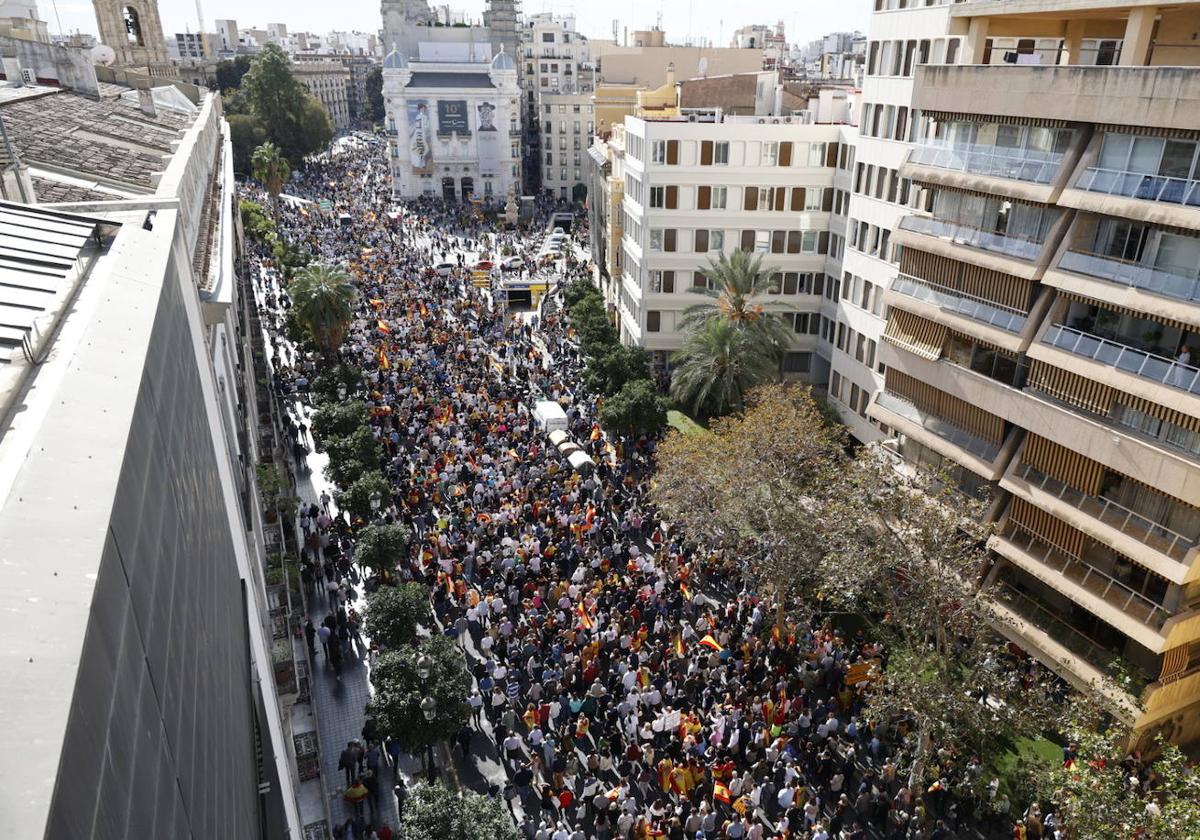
top-left (408, 72), bottom-right (495, 89)
top-left (0, 202), bottom-right (118, 422)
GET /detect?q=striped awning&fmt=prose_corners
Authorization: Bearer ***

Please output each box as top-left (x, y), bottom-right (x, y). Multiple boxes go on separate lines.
top-left (886, 368), bottom-right (1005, 445)
top-left (901, 247), bottom-right (1032, 311)
top-left (1160, 644), bottom-right (1192, 683)
top-left (883, 308), bottom-right (947, 360)
top-left (1023, 434), bottom-right (1103, 496)
top-left (1008, 496), bottom-right (1086, 560)
top-left (1027, 359), bottom-right (1115, 415)
top-left (928, 112), bottom-right (1069, 129)
top-left (1058, 291), bottom-right (1196, 334)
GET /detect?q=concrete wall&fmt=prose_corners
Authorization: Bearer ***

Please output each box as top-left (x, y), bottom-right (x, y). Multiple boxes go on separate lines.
top-left (598, 47), bottom-right (763, 87)
top-left (43, 255), bottom-right (263, 839)
top-left (0, 34), bottom-right (98, 97)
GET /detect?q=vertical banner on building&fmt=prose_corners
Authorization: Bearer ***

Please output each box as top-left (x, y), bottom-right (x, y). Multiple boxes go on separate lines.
top-left (476, 100), bottom-right (500, 177)
top-left (437, 99), bottom-right (470, 135)
top-left (407, 99), bottom-right (433, 174)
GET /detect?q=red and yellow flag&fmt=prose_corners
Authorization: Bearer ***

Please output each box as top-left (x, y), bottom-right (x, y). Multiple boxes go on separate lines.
top-left (376, 319), bottom-right (391, 333)
top-left (680, 583), bottom-right (691, 602)
top-left (575, 602), bottom-right (595, 631)
top-left (377, 346), bottom-right (390, 370)
top-left (699, 635), bottom-right (723, 652)
top-left (713, 782), bottom-right (732, 804)
top-left (673, 633), bottom-right (685, 658)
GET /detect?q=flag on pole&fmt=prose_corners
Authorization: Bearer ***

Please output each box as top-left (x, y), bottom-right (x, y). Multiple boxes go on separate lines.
top-left (699, 635), bottom-right (723, 652)
top-left (713, 782), bottom-right (732, 804)
top-left (673, 633), bottom-right (685, 658)
top-left (376, 319), bottom-right (391, 333)
top-left (680, 583), bottom-right (691, 602)
top-left (575, 602), bottom-right (595, 631)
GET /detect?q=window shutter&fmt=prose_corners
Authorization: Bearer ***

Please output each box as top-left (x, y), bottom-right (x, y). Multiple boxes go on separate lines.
top-left (740, 230), bottom-right (755, 252)
top-left (666, 140), bottom-right (679, 165)
top-left (821, 188), bottom-right (834, 212)
top-left (694, 229), bottom-right (708, 252)
top-left (647, 311), bottom-right (661, 331)
top-left (692, 271), bottom-right (707, 289)
top-left (779, 142), bottom-right (792, 166)
top-left (787, 231), bottom-right (801, 254)
top-left (697, 185), bottom-right (711, 210)
top-left (825, 142), bottom-right (838, 168)
top-left (664, 229), bottom-right (677, 252)
top-left (818, 231), bottom-right (830, 254)
top-left (700, 140), bottom-right (713, 165)
top-left (663, 271), bottom-right (675, 293)
top-left (771, 230), bottom-right (786, 253)
top-left (790, 188), bottom-right (804, 212)
top-left (743, 187), bottom-right (758, 211)
top-left (665, 185), bottom-right (678, 209)
top-left (773, 188), bottom-right (786, 211)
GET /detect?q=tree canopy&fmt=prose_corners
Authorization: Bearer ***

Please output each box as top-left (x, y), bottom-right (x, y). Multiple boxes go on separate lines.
top-left (251, 141), bottom-right (290, 199)
top-left (355, 523), bottom-right (412, 577)
top-left (365, 66), bottom-right (385, 123)
top-left (599, 378), bottom-right (667, 438)
top-left (364, 581), bottom-right (429, 648)
top-left (584, 343), bottom-right (652, 397)
top-left (669, 317), bottom-right (779, 417)
top-left (233, 44), bottom-right (333, 163)
top-left (368, 635), bottom-right (470, 754)
top-left (396, 783), bottom-right (519, 840)
top-left (289, 262), bottom-right (357, 354)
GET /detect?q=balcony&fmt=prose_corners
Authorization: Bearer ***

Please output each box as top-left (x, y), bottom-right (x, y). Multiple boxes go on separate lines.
top-left (1041, 323), bottom-right (1200, 397)
top-left (997, 522), bottom-right (1171, 635)
top-left (1057, 250), bottom-right (1200, 305)
top-left (1011, 462), bottom-right (1195, 567)
top-left (906, 139), bottom-right (1064, 186)
top-left (873, 389), bottom-right (1001, 462)
top-left (898, 214), bottom-right (1043, 262)
top-left (891, 272), bottom-right (1028, 333)
top-left (1075, 166), bottom-right (1200, 208)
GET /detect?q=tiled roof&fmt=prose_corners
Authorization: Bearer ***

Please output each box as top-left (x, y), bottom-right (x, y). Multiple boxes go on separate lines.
top-left (30, 178), bottom-right (115, 204)
top-left (0, 90), bottom-right (193, 191)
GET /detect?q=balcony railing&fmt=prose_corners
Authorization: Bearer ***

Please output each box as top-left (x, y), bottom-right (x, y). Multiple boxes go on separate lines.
top-left (899, 214), bottom-right (1043, 261)
top-left (1042, 323), bottom-right (1200, 396)
top-left (907, 139), bottom-right (1065, 185)
top-left (875, 390), bottom-right (1001, 461)
top-left (1014, 462), bottom-right (1195, 563)
top-left (1075, 166), bottom-right (1200, 207)
top-left (1058, 250), bottom-right (1200, 304)
top-left (891, 272), bottom-right (1028, 333)
top-left (1003, 522), bottom-right (1172, 631)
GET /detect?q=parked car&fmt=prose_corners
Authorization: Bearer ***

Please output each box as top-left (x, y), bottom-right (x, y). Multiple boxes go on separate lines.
top-left (501, 256), bottom-right (524, 271)
top-left (475, 259), bottom-right (495, 271)
top-left (433, 262), bottom-right (456, 276)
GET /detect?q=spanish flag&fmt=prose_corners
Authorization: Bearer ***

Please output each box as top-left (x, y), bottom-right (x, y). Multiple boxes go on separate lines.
top-left (673, 633), bottom-right (685, 658)
top-left (713, 782), bottom-right (732, 804)
top-left (699, 635), bottom-right (723, 652)
top-left (680, 583), bottom-right (691, 602)
top-left (378, 347), bottom-right (390, 370)
top-left (377, 319), bottom-right (391, 333)
top-left (369, 298), bottom-right (385, 309)
top-left (575, 602), bottom-right (595, 630)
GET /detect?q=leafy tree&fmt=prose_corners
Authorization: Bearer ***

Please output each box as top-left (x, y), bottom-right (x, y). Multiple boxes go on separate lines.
top-left (312, 364), bottom-right (363, 404)
top-left (599, 378), bottom-right (667, 437)
top-left (563, 279), bottom-right (600, 310)
top-left (312, 400), bottom-right (369, 441)
top-left (367, 635), bottom-right (470, 754)
top-left (396, 783), bottom-right (519, 840)
top-left (322, 426), bottom-right (380, 490)
top-left (669, 317), bottom-right (778, 417)
top-left (214, 55), bottom-right (253, 92)
top-left (229, 114), bottom-right (267, 175)
top-left (355, 523), bottom-right (411, 577)
top-left (239, 43), bottom-right (332, 161)
top-left (239, 199), bottom-right (277, 244)
top-left (584, 343), bottom-right (652, 397)
top-left (365, 66), bottom-right (385, 123)
top-left (364, 581), bottom-right (429, 648)
top-left (569, 295), bottom-right (618, 355)
top-left (337, 472), bottom-right (391, 521)
top-left (289, 262), bottom-right (356, 354)
top-left (251, 141), bottom-right (290, 202)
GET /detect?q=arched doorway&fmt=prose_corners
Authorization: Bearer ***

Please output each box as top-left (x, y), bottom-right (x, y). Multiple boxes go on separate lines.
top-left (441, 177), bottom-right (456, 202)
top-left (460, 177), bottom-right (474, 201)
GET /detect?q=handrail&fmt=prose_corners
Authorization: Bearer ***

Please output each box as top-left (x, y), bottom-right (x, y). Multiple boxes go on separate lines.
top-left (1014, 462), bottom-right (1194, 563)
top-left (1042, 323), bottom-right (1200, 395)
top-left (1058, 249), bottom-right (1200, 304)
top-left (891, 272), bottom-right (1028, 333)
top-left (899, 214), bottom-right (1044, 261)
top-left (1003, 521), bottom-right (1171, 631)
top-left (907, 139), bottom-right (1064, 185)
top-left (1075, 166), bottom-right (1200, 207)
top-left (875, 390), bottom-right (1001, 461)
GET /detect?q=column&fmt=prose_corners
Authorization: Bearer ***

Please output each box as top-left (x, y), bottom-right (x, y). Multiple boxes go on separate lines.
top-left (964, 17), bottom-right (991, 65)
top-left (1062, 19), bottom-right (1087, 65)
top-left (1119, 6), bottom-right (1157, 66)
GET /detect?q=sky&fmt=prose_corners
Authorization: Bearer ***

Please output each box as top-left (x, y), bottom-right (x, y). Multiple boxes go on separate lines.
top-left (45, 0), bottom-right (869, 49)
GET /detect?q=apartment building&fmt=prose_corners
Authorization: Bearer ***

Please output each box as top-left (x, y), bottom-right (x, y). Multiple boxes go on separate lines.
top-left (614, 112), bottom-right (853, 381)
top-left (292, 57), bottom-right (352, 129)
top-left (867, 0), bottom-right (1200, 746)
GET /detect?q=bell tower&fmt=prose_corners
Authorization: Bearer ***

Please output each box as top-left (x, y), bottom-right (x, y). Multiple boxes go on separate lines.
top-left (93, 0), bottom-right (170, 72)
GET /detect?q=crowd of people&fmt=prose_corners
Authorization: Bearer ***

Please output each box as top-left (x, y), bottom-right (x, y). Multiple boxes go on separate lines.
top-left (248, 135), bottom-right (1061, 840)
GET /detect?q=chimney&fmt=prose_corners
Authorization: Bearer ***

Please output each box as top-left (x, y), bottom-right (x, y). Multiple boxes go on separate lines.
top-left (137, 87), bottom-right (158, 117)
top-left (773, 83), bottom-right (783, 116)
top-left (665, 62), bottom-right (675, 88)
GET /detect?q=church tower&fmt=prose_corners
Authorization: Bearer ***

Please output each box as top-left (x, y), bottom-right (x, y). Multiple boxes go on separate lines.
top-left (483, 0), bottom-right (520, 62)
top-left (93, 0), bottom-right (170, 73)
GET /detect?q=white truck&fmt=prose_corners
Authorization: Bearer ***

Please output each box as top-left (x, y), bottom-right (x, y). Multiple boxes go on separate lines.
top-left (533, 400), bottom-right (569, 434)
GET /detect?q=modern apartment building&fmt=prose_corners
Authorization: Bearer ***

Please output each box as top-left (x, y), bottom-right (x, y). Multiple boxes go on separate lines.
top-left (292, 57), bottom-right (352, 129)
top-left (612, 111), bottom-right (854, 380)
top-left (867, 0), bottom-right (1200, 746)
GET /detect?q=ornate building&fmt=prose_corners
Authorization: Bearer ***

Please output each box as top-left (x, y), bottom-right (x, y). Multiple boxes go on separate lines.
top-left (92, 0), bottom-right (171, 74)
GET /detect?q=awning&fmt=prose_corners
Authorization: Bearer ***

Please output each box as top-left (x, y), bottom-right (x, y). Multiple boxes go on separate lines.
top-left (883, 308), bottom-right (947, 360)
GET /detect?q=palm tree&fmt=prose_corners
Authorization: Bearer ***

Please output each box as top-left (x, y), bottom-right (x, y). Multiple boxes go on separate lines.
top-left (669, 318), bottom-right (779, 418)
top-left (290, 262), bottom-right (356, 354)
top-left (679, 249), bottom-right (792, 353)
top-left (251, 141), bottom-right (290, 204)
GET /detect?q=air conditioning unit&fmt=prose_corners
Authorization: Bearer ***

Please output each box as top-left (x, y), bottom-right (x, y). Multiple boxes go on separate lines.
top-left (20, 68), bottom-right (34, 85)
top-left (770, 118), bottom-right (781, 124)
top-left (757, 118), bottom-right (766, 124)
top-left (687, 114), bottom-right (699, 122)
top-left (781, 116), bottom-right (793, 124)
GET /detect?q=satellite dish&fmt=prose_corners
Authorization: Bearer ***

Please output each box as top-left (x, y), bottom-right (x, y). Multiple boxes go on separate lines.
top-left (92, 44), bottom-right (116, 66)
top-left (697, 56), bottom-right (709, 77)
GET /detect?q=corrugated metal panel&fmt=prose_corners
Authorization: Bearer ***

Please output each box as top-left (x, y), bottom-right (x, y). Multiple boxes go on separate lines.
top-left (883, 308), bottom-right (947, 360)
top-left (927, 112), bottom-right (1069, 128)
top-left (1024, 433), bottom-right (1104, 496)
top-left (1027, 359), bottom-right (1116, 416)
top-left (887, 367), bottom-right (1005, 444)
top-left (1160, 644), bottom-right (1190, 683)
top-left (1008, 496), bottom-right (1086, 559)
top-left (900, 247), bottom-right (1032, 310)
top-left (1096, 125), bottom-right (1200, 140)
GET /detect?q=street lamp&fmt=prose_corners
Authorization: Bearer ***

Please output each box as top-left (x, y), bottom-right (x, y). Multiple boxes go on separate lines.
top-left (369, 490), bottom-right (383, 513)
top-left (420, 695), bottom-right (437, 722)
top-left (416, 654), bottom-right (432, 682)
top-left (337, 383), bottom-right (348, 401)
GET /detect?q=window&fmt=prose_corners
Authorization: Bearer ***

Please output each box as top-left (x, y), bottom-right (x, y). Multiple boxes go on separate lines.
top-left (783, 352), bottom-right (812, 374)
top-left (694, 229), bottom-right (708, 252)
top-left (711, 186), bottom-right (727, 209)
top-left (649, 186), bottom-right (665, 208)
top-left (649, 229), bottom-right (663, 251)
top-left (709, 230), bottom-right (724, 252)
top-left (762, 141), bottom-right (779, 166)
top-left (651, 140), bottom-right (666, 164)
top-left (666, 140), bottom-right (680, 165)
top-left (809, 143), bottom-right (826, 167)
top-left (714, 141), bottom-right (729, 164)
top-left (646, 311), bottom-right (661, 332)
top-left (650, 270), bottom-right (663, 292)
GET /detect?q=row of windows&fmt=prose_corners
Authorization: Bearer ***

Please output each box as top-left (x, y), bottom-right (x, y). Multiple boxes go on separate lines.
top-left (648, 270), bottom-right (829, 296)
top-left (542, 121), bottom-right (593, 135)
top-left (841, 271), bottom-right (888, 319)
top-left (640, 184), bottom-right (837, 213)
top-left (853, 163), bottom-right (919, 209)
top-left (542, 103), bottom-right (593, 114)
top-left (544, 152), bottom-right (584, 167)
top-left (830, 320), bottom-right (881, 373)
top-left (847, 218), bottom-right (895, 263)
top-left (543, 168), bottom-right (583, 183)
top-left (859, 104), bottom-right (934, 143)
top-left (644, 138), bottom-right (848, 169)
top-left (646, 227), bottom-right (833, 256)
top-left (866, 37), bottom-right (960, 77)
top-left (873, 0), bottom-right (964, 10)
top-left (545, 136), bottom-right (585, 151)
top-left (829, 371), bottom-right (874, 421)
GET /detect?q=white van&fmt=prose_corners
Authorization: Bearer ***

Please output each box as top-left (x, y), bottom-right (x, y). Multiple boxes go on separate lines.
top-left (533, 400), bottom-right (569, 433)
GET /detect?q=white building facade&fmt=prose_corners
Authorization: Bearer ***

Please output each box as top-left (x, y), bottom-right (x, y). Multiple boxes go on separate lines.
top-left (383, 49), bottom-right (522, 201)
top-left (617, 114), bottom-right (853, 381)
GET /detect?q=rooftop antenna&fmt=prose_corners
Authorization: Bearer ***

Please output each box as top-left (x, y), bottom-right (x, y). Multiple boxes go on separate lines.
top-left (195, 0), bottom-right (205, 34)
